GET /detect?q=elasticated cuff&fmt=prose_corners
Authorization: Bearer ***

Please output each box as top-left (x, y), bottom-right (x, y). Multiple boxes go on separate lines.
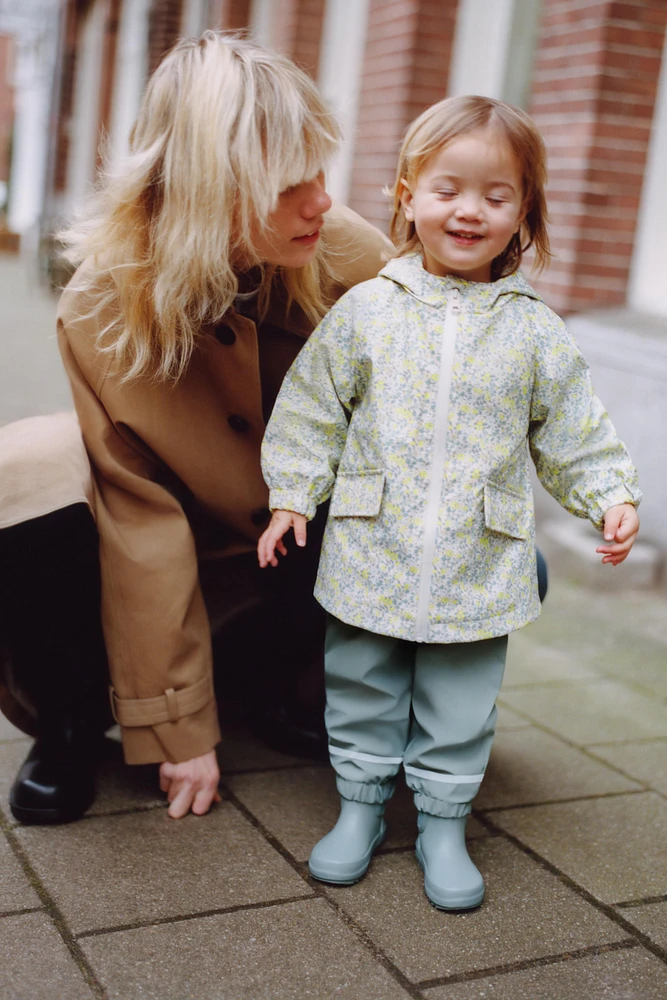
top-left (413, 793), bottom-right (472, 819)
top-left (336, 777), bottom-right (396, 805)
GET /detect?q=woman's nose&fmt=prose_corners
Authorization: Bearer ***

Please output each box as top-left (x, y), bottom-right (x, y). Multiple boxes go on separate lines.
top-left (301, 176), bottom-right (332, 219)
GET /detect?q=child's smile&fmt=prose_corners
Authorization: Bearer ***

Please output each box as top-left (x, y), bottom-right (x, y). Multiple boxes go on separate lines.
top-left (400, 127), bottom-right (525, 282)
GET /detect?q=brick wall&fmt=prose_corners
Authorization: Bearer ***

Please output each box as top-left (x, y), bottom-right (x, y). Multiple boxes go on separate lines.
top-left (148, 0), bottom-right (184, 75)
top-left (348, 0), bottom-right (459, 231)
top-left (213, 0), bottom-right (252, 31)
top-left (530, 0), bottom-right (667, 314)
top-left (270, 0), bottom-right (326, 78)
top-left (0, 34), bottom-right (14, 187)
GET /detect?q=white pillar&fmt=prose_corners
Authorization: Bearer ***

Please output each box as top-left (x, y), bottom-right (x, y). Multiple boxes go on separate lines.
top-left (107, 0), bottom-right (151, 166)
top-left (448, 0), bottom-right (542, 109)
top-left (6, 11), bottom-right (59, 234)
top-left (628, 28), bottom-right (667, 318)
top-left (318, 0), bottom-right (369, 204)
top-left (62, 0), bottom-right (107, 215)
top-left (249, 0), bottom-right (276, 48)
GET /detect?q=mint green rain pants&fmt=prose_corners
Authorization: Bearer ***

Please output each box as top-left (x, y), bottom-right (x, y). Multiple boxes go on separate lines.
top-left (324, 615), bottom-right (508, 819)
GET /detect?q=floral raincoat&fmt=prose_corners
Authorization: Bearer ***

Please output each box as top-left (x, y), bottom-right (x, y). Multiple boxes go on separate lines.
top-left (261, 253), bottom-right (641, 643)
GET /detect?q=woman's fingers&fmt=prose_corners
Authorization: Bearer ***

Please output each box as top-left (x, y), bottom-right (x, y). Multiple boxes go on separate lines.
top-left (159, 751), bottom-right (221, 818)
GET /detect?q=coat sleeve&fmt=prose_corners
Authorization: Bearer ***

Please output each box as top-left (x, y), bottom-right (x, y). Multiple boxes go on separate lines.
top-left (528, 306), bottom-right (642, 530)
top-left (262, 297), bottom-right (358, 519)
top-left (58, 319), bottom-right (221, 766)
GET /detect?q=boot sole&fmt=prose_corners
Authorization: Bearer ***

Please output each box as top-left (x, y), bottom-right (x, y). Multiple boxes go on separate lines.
top-left (9, 788), bottom-right (95, 826)
top-left (415, 841), bottom-right (485, 911)
top-left (308, 825), bottom-right (386, 885)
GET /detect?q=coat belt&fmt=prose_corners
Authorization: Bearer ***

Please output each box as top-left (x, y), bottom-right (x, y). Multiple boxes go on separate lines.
top-left (109, 675), bottom-right (214, 727)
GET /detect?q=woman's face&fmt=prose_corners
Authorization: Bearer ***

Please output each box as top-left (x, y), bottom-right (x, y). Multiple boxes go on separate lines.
top-left (250, 173), bottom-right (333, 268)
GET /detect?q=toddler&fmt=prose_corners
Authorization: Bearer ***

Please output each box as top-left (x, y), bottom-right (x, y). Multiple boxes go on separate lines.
top-left (257, 95), bottom-right (641, 910)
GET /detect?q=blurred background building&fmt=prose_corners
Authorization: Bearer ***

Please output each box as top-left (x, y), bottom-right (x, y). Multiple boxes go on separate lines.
top-left (0, 0), bottom-right (665, 559)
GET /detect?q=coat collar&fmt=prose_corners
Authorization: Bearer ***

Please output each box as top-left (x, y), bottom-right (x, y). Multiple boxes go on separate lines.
top-left (379, 253), bottom-right (543, 309)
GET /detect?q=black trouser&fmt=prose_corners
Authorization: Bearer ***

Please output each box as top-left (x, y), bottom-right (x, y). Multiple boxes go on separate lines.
top-left (0, 502), bottom-right (329, 737)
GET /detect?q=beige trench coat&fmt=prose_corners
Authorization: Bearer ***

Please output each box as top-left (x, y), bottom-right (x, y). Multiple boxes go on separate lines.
top-left (0, 205), bottom-right (390, 765)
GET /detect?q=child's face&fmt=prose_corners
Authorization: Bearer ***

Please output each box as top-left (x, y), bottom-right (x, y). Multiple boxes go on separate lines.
top-left (400, 127), bottom-right (525, 282)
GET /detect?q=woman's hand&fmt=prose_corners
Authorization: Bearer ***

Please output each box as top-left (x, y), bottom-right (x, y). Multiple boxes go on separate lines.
top-left (596, 504), bottom-right (640, 566)
top-left (257, 509), bottom-right (308, 567)
top-left (159, 749), bottom-right (221, 818)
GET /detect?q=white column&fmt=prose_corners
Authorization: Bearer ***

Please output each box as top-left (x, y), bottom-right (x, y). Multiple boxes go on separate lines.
top-left (448, 0), bottom-right (542, 109)
top-left (181, 0), bottom-right (210, 36)
top-left (107, 0), bottom-right (151, 167)
top-left (62, 0), bottom-right (107, 215)
top-left (628, 27), bottom-right (667, 318)
top-left (249, 0), bottom-right (275, 48)
top-left (317, 0), bottom-right (369, 204)
top-left (6, 9), bottom-right (59, 234)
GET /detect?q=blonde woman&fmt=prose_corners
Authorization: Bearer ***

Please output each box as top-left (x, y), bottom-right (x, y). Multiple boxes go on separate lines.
top-left (0, 32), bottom-right (389, 824)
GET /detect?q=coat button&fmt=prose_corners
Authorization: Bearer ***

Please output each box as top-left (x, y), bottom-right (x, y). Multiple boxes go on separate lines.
top-left (228, 414), bottom-right (250, 432)
top-left (214, 325), bottom-right (236, 345)
top-left (250, 507), bottom-right (270, 526)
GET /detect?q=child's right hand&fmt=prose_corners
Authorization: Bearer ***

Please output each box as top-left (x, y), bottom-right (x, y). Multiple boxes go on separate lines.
top-left (257, 509), bottom-right (308, 567)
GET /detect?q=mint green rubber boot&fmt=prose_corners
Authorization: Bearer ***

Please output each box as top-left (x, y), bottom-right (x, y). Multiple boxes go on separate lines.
top-left (308, 798), bottom-right (386, 885)
top-left (415, 813), bottom-right (484, 910)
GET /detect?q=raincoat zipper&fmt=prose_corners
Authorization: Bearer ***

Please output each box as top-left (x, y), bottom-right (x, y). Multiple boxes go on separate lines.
top-left (414, 286), bottom-right (461, 642)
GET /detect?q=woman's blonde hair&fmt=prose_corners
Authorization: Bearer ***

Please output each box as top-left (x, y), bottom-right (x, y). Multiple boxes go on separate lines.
top-left (61, 31), bottom-right (341, 381)
top-left (389, 95), bottom-right (551, 279)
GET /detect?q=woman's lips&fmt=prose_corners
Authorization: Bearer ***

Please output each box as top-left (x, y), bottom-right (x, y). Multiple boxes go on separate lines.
top-left (292, 229), bottom-right (321, 246)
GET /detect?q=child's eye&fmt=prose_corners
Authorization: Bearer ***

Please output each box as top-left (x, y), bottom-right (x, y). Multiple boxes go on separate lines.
top-left (487, 197), bottom-right (505, 206)
top-left (437, 190), bottom-right (457, 199)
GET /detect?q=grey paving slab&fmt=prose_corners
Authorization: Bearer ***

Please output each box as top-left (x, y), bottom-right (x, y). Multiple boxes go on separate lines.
top-left (494, 703), bottom-right (533, 731)
top-left (0, 711), bottom-right (27, 741)
top-left (0, 833), bottom-right (40, 911)
top-left (0, 739), bottom-right (29, 822)
top-left (324, 839), bottom-right (626, 983)
top-left (226, 766), bottom-right (487, 862)
top-left (423, 946), bottom-right (667, 999)
top-left (492, 792), bottom-right (667, 904)
top-left (16, 800), bottom-right (310, 934)
top-left (0, 910), bottom-right (95, 999)
top-left (618, 900), bottom-right (667, 950)
top-left (80, 897), bottom-right (413, 1000)
top-left (588, 740), bottom-right (667, 796)
top-left (504, 633), bottom-right (602, 687)
top-left (475, 728), bottom-right (641, 811)
top-left (499, 679), bottom-right (667, 745)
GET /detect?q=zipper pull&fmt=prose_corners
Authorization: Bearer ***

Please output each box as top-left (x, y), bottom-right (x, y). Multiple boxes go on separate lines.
top-left (450, 287), bottom-right (461, 315)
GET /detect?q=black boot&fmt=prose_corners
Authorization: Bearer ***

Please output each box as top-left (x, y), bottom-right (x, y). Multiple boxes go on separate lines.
top-left (0, 504), bottom-right (111, 824)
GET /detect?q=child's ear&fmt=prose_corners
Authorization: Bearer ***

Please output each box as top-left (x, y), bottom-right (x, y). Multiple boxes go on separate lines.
top-left (399, 179), bottom-right (415, 222)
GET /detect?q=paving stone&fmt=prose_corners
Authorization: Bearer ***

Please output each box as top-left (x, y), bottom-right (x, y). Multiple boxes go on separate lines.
top-left (0, 910), bottom-right (95, 999)
top-left (588, 740), bottom-right (667, 796)
top-left (0, 711), bottom-right (27, 741)
top-left (218, 722), bottom-right (310, 773)
top-left (323, 839), bottom-right (626, 983)
top-left (80, 897), bottom-right (412, 1000)
top-left (475, 728), bottom-right (641, 811)
top-left (492, 792), bottom-right (667, 904)
top-left (16, 800), bottom-right (310, 934)
top-left (499, 680), bottom-right (667, 745)
top-left (617, 901), bottom-right (667, 950)
top-left (0, 739), bottom-right (29, 822)
top-left (494, 703), bottom-right (533, 731)
top-left (423, 946), bottom-right (667, 999)
top-left (226, 766), bottom-right (487, 862)
top-left (0, 833), bottom-right (40, 911)
top-left (504, 634), bottom-right (601, 687)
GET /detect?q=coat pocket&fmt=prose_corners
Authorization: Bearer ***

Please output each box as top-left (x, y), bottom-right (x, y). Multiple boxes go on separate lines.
top-left (484, 482), bottom-right (532, 540)
top-left (330, 469), bottom-right (385, 518)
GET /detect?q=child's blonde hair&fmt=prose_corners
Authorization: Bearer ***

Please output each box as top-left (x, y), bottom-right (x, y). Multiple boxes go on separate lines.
top-left (389, 95), bottom-right (551, 279)
top-left (61, 31), bottom-right (341, 381)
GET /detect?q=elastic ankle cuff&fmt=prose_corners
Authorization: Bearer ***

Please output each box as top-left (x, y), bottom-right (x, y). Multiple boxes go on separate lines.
top-left (414, 794), bottom-right (471, 819)
top-left (336, 778), bottom-right (395, 804)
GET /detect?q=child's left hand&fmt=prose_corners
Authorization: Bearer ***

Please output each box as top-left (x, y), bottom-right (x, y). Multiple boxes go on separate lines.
top-left (596, 504), bottom-right (640, 566)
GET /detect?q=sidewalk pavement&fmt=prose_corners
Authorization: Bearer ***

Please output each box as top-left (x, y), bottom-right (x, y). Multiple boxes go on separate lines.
top-left (1, 253), bottom-right (666, 998)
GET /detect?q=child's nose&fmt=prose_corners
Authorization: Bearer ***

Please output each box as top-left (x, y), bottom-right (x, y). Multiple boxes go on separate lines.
top-left (455, 196), bottom-right (483, 220)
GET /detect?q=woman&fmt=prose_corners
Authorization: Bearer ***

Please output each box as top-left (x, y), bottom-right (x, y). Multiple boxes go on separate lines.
top-left (0, 32), bottom-right (389, 824)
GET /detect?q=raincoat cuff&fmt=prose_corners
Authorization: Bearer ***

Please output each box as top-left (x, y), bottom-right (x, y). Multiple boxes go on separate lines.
top-left (268, 489), bottom-right (317, 521)
top-left (589, 487), bottom-right (643, 531)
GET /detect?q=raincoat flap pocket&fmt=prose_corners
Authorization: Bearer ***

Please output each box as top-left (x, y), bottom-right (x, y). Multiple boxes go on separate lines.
top-left (484, 482), bottom-right (531, 540)
top-left (330, 469), bottom-right (385, 518)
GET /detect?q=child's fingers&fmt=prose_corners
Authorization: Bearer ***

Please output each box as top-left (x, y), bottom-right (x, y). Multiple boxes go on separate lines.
top-left (293, 516), bottom-right (307, 548)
